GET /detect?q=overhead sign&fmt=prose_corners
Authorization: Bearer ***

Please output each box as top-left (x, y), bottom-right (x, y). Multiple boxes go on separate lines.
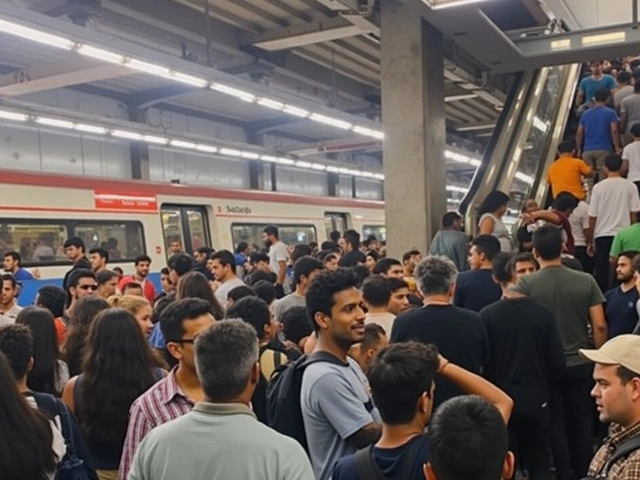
top-left (94, 191), bottom-right (158, 212)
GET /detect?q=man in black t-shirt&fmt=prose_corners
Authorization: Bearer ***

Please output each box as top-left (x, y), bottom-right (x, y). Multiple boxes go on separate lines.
top-left (480, 253), bottom-right (565, 480)
top-left (454, 235), bottom-right (502, 312)
top-left (339, 230), bottom-right (366, 267)
top-left (391, 256), bottom-right (489, 408)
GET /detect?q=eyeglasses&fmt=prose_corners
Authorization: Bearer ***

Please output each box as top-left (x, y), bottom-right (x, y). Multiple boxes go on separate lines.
top-left (78, 284), bottom-right (98, 291)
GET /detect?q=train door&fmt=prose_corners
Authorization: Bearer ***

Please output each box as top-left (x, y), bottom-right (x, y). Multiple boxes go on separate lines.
top-left (324, 212), bottom-right (348, 239)
top-left (160, 205), bottom-right (211, 256)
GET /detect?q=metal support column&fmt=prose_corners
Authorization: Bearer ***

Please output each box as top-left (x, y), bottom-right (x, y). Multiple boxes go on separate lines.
top-left (127, 106), bottom-right (151, 180)
top-left (380, 0), bottom-right (447, 257)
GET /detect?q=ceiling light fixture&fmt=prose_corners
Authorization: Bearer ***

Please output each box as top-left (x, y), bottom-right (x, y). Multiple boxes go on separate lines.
top-left (0, 18), bottom-right (74, 49)
top-left (309, 113), bottom-right (353, 130)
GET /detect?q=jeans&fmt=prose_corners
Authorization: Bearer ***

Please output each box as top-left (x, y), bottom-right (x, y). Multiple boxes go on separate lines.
top-left (550, 363), bottom-right (595, 480)
top-left (508, 407), bottom-right (552, 480)
top-left (594, 236), bottom-right (614, 293)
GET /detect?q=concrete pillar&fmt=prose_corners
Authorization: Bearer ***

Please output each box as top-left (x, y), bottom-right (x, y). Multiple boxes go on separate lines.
top-left (380, 0), bottom-right (447, 259)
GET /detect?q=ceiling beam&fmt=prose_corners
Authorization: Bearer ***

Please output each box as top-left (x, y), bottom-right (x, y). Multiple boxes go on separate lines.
top-left (0, 60), bottom-right (133, 96)
top-left (128, 85), bottom-right (198, 108)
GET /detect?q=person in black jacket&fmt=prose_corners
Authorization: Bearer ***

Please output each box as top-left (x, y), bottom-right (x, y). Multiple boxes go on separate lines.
top-left (62, 237), bottom-right (92, 290)
top-left (479, 253), bottom-right (565, 480)
top-left (0, 324), bottom-right (97, 479)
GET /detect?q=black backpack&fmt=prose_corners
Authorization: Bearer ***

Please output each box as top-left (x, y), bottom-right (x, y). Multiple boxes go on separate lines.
top-left (266, 351), bottom-right (345, 453)
top-left (31, 392), bottom-right (96, 480)
top-left (581, 434), bottom-right (640, 479)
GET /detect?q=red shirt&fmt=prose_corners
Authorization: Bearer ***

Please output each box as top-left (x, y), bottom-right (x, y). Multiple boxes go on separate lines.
top-left (118, 276), bottom-right (156, 304)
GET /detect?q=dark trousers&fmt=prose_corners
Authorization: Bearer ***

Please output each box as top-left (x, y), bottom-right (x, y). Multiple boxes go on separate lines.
top-left (574, 246), bottom-right (594, 275)
top-left (594, 236), bottom-right (614, 293)
top-left (550, 363), bottom-right (594, 480)
top-left (508, 408), bottom-right (552, 480)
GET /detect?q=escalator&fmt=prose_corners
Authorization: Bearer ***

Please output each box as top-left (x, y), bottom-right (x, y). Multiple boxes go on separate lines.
top-left (460, 62), bottom-right (583, 237)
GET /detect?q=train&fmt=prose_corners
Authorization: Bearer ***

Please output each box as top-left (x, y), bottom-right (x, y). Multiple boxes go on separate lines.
top-left (0, 169), bottom-right (385, 303)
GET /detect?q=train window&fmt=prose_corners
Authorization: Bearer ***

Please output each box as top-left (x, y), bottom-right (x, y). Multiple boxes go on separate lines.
top-left (161, 205), bottom-right (211, 255)
top-left (324, 212), bottom-right (348, 237)
top-left (231, 224), bottom-right (317, 249)
top-left (73, 221), bottom-right (145, 260)
top-left (0, 220), bottom-right (68, 265)
top-left (363, 225), bottom-right (386, 242)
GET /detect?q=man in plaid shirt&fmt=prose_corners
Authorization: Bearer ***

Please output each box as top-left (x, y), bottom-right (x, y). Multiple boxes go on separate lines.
top-left (580, 335), bottom-right (640, 479)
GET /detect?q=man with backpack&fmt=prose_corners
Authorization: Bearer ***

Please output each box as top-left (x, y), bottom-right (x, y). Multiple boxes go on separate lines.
top-left (332, 342), bottom-right (513, 480)
top-left (299, 268), bottom-right (382, 480)
top-left (580, 335), bottom-right (640, 479)
top-left (0, 324), bottom-right (96, 480)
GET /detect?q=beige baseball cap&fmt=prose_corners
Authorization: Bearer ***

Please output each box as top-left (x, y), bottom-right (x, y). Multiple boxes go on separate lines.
top-left (579, 335), bottom-right (640, 374)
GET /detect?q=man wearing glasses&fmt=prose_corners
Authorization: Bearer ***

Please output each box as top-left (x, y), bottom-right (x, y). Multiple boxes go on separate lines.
top-left (118, 298), bottom-right (215, 480)
top-left (63, 268), bottom-right (97, 322)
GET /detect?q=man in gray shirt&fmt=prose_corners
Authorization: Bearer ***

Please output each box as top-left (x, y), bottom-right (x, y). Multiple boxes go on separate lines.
top-left (621, 81), bottom-right (640, 138)
top-left (273, 256), bottom-right (323, 321)
top-left (429, 212), bottom-right (469, 272)
top-left (128, 320), bottom-right (314, 480)
top-left (301, 268), bottom-right (382, 480)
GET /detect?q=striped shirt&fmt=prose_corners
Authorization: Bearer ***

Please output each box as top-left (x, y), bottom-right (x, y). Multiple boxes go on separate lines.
top-left (118, 367), bottom-right (194, 480)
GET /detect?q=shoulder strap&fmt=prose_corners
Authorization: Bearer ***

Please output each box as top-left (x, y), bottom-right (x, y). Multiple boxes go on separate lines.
top-left (354, 445), bottom-right (386, 480)
top-left (601, 435), bottom-right (640, 476)
top-left (273, 350), bottom-right (282, 369)
top-left (400, 434), bottom-right (427, 479)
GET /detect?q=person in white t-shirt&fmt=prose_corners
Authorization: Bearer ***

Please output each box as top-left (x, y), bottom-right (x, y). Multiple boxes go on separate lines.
top-left (622, 123), bottom-right (640, 198)
top-left (588, 154), bottom-right (640, 292)
top-left (262, 225), bottom-right (289, 299)
top-left (570, 200), bottom-right (592, 273)
top-left (209, 250), bottom-right (246, 308)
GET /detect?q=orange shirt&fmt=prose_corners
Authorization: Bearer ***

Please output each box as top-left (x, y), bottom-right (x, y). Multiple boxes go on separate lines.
top-left (547, 156), bottom-right (592, 200)
top-left (54, 317), bottom-right (65, 345)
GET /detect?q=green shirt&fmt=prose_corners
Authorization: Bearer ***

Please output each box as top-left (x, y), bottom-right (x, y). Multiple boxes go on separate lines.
top-left (513, 265), bottom-right (605, 366)
top-left (610, 224), bottom-right (640, 258)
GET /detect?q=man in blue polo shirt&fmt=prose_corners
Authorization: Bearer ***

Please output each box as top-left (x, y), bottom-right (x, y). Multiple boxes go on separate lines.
top-left (577, 88), bottom-right (621, 183)
top-left (604, 251), bottom-right (640, 338)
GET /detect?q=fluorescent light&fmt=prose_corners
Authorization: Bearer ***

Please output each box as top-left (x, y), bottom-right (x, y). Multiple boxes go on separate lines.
top-left (36, 117), bottom-right (74, 129)
top-left (195, 144), bottom-right (218, 153)
top-left (446, 185), bottom-right (469, 193)
top-left (75, 124), bottom-right (108, 134)
top-left (550, 39), bottom-right (571, 51)
top-left (582, 31), bottom-right (626, 47)
top-left (360, 171), bottom-right (375, 178)
top-left (112, 129), bottom-right (142, 140)
top-left (219, 148), bottom-right (243, 157)
top-left (0, 19), bottom-right (75, 50)
top-left (77, 45), bottom-right (123, 64)
top-left (170, 140), bottom-right (197, 149)
top-left (0, 110), bottom-right (28, 121)
top-left (260, 155), bottom-right (278, 162)
top-left (171, 72), bottom-right (208, 88)
top-left (311, 163), bottom-right (327, 171)
top-left (295, 161), bottom-right (312, 168)
top-left (142, 134), bottom-right (169, 144)
top-left (276, 158), bottom-right (295, 165)
top-left (352, 126), bottom-right (384, 140)
top-left (240, 151), bottom-right (260, 160)
top-left (429, 0), bottom-right (492, 10)
top-left (210, 83), bottom-right (256, 103)
top-left (127, 58), bottom-right (171, 77)
top-left (326, 166), bottom-right (340, 173)
top-left (257, 98), bottom-right (285, 110)
top-left (309, 113), bottom-right (352, 130)
top-left (470, 159), bottom-right (481, 167)
top-left (282, 105), bottom-right (310, 117)
top-left (445, 93), bottom-right (479, 102)
top-left (373, 173), bottom-right (385, 180)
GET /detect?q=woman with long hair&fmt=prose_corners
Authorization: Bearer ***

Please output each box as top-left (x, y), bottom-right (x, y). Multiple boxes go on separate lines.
top-left (478, 190), bottom-right (512, 252)
top-left (62, 308), bottom-right (164, 480)
top-left (15, 307), bottom-right (69, 396)
top-left (176, 271), bottom-right (224, 319)
top-left (107, 295), bottom-right (153, 337)
top-left (0, 351), bottom-right (61, 480)
top-left (63, 296), bottom-right (110, 377)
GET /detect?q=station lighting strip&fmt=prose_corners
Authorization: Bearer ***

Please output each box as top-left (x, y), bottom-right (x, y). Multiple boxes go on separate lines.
top-left (444, 150), bottom-right (534, 187)
top-left (0, 18), bottom-right (384, 141)
top-left (0, 108), bottom-right (386, 180)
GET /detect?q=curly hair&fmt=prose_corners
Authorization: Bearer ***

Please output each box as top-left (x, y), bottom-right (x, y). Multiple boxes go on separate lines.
top-left (306, 268), bottom-right (359, 331)
top-left (78, 308), bottom-right (158, 446)
top-left (63, 296), bottom-right (110, 377)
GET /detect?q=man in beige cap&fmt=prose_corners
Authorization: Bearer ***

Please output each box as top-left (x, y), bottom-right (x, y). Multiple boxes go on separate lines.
top-left (580, 335), bottom-right (640, 479)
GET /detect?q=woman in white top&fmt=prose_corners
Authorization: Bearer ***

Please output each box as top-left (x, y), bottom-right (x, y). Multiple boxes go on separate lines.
top-left (0, 351), bottom-right (64, 480)
top-left (478, 190), bottom-right (512, 252)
